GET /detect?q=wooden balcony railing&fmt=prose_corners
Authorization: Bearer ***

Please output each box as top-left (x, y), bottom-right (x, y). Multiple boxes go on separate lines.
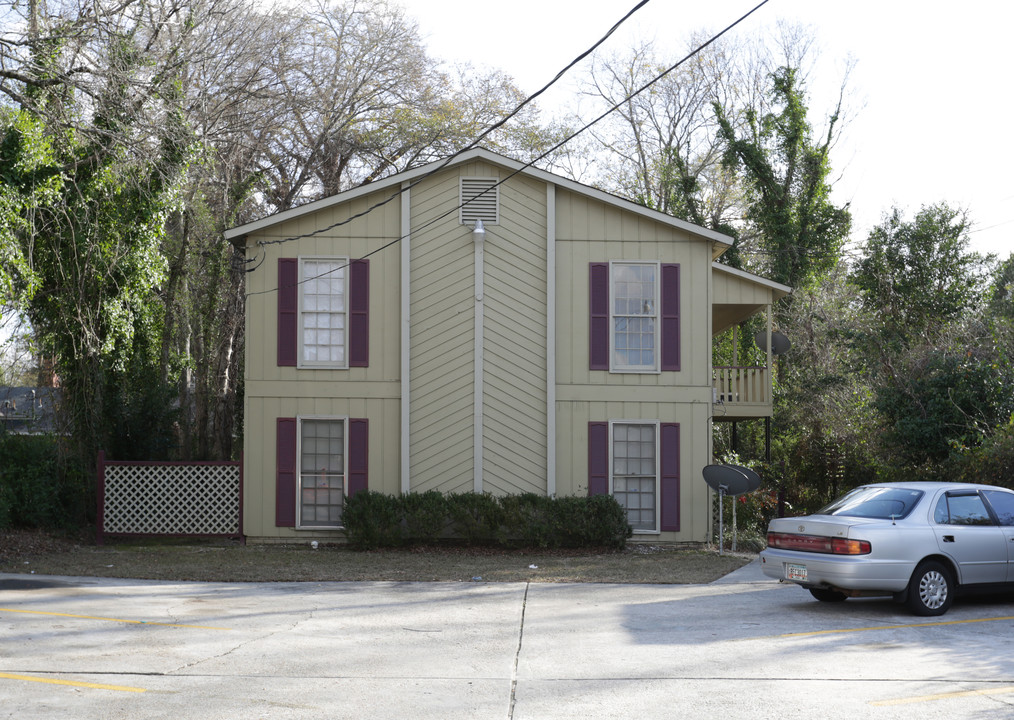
top-left (712, 366), bottom-right (771, 407)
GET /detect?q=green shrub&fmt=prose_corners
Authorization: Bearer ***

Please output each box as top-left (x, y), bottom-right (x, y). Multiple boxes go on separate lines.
top-left (555, 495), bottom-right (632, 549)
top-left (446, 492), bottom-right (504, 545)
top-left (401, 490), bottom-right (448, 543)
top-left (0, 433), bottom-right (88, 531)
top-left (340, 490), bottom-right (631, 550)
top-left (340, 491), bottom-right (405, 549)
top-left (499, 493), bottom-right (553, 547)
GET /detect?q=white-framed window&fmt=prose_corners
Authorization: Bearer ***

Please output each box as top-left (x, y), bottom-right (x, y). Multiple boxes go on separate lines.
top-left (299, 257), bottom-right (346, 368)
top-left (610, 421), bottom-right (659, 532)
top-left (297, 417), bottom-right (346, 528)
top-left (610, 262), bottom-right (659, 372)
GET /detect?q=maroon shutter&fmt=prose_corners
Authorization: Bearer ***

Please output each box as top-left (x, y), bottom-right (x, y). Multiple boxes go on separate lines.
top-left (661, 263), bottom-right (680, 371)
top-left (660, 423), bottom-right (680, 532)
top-left (588, 421), bottom-right (609, 496)
top-left (348, 259), bottom-right (369, 367)
top-left (278, 259), bottom-right (298, 367)
top-left (276, 417), bottom-right (297, 527)
top-left (347, 418), bottom-right (369, 497)
top-left (589, 263), bottom-right (609, 370)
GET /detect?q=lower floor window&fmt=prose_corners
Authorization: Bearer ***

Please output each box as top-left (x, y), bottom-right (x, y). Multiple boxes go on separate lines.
top-left (612, 422), bottom-right (658, 532)
top-left (299, 418), bottom-right (345, 528)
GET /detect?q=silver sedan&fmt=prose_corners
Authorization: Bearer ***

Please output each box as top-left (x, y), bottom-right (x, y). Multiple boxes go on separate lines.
top-left (759, 481), bottom-right (1014, 615)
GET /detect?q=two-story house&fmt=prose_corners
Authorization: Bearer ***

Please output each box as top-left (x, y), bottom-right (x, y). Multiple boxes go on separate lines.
top-left (225, 148), bottom-right (789, 543)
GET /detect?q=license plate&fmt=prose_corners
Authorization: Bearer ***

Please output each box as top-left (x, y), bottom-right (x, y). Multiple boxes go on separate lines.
top-left (786, 563), bottom-right (807, 581)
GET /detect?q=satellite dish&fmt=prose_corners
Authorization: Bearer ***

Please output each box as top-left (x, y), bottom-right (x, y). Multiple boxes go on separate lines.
top-left (702, 464), bottom-right (752, 497)
top-left (754, 330), bottom-right (791, 355)
top-left (703, 464), bottom-right (761, 556)
top-left (728, 465), bottom-right (762, 493)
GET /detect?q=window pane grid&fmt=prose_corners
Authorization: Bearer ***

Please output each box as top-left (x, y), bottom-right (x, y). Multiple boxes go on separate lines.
top-left (301, 260), bottom-right (346, 365)
top-left (299, 419), bottom-right (344, 527)
top-left (612, 423), bottom-right (657, 531)
top-left (612, 263), bottom-right (657, 370)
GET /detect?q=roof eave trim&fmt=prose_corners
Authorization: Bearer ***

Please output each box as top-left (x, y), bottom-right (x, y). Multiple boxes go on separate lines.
top-left (224, 148), bottom-right (737, 246)
top-left (712, 261), bottom-right (793, 297)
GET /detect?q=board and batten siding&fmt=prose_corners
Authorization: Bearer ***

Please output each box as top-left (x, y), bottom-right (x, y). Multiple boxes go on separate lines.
top-left (553, 187), bottom-right (713, 390)
top-left (552, 187), bottom-right (716, 542)
top-left (554, 399), bottom-right (711, 542)
top-left (242, 186), bottom-right (403, 539)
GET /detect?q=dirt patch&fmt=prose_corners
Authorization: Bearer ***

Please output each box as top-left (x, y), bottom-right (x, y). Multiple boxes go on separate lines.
top-left (0, 528), bottom-right (83, 562)
top-left (0, 530), bottom-right (753, 584)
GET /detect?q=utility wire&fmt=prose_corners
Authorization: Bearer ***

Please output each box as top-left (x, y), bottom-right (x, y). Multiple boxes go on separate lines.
top-left (253, 0), bottom-right (652, 251)
top-left (246, 0), bottom-right (771, 298)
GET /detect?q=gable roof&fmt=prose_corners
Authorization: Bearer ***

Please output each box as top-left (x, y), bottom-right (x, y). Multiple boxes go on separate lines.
top-left (224, 148), bottom-right (733, 257)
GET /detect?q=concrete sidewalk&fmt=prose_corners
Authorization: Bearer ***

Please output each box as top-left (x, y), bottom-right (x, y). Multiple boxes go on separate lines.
top-left (2, 562), bottom-right (1013, 719)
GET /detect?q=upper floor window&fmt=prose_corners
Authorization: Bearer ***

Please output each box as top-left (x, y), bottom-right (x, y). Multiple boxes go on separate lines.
top-left (277, 257), bottom-right (369, 370)
top-left (611, 262), bottom-right (658, 371)
top-left (590, 261), bottom-right (679, 374)
top-left (300, 258), bottom-right (347, 368)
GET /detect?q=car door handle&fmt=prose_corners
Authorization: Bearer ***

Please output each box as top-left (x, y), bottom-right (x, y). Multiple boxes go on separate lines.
top-left (942, 535), bottom-right (955, 543)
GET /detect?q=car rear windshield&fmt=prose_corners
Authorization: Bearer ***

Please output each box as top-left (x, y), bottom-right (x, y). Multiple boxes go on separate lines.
top-left (816, 487), bottom-right (924, 520)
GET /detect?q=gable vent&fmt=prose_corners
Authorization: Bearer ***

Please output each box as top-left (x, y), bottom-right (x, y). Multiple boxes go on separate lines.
top-left (460, 177), bottom-right (499, 225)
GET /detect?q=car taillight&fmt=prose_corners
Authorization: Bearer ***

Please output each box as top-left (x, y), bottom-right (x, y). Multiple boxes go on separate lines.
top-left (767, 532), bottom-right (871, 555)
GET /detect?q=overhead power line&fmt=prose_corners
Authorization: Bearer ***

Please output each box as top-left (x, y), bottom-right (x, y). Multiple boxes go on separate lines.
top-left (246, 0), bottom-right (772, 298)
top-left (253, 0), bottom-right (652, 251)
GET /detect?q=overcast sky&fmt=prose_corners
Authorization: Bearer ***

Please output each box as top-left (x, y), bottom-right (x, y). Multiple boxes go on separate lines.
top-left (397, 0), bottom-right (1013, 261)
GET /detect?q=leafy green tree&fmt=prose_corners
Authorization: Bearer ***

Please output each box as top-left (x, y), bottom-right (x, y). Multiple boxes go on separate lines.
top-left (852, 203), bottom-right (989, 350)
top-left (874, 348), bottom-right (1013, 473)
top-left (849, 205), bottom-right (1001, 475)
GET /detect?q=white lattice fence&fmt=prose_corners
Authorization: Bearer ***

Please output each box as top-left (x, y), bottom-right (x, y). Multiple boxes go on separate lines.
top-left (98, 454), bottom-right (242, 542)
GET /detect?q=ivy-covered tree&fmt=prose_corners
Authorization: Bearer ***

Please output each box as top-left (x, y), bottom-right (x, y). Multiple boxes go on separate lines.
top-left (714, 66), bottom-right (851, 290)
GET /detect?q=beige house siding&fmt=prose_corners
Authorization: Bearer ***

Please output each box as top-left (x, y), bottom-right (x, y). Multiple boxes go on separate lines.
top-left (551, 187), bottom-right (716, 542)
top-left (241, 185), bottom-right (404, 539)
top-left (242, 396), bottom-right (400, 539)
top-left (482, 172), bottom-right (548, 496)
top-left (227, 149), bottom-right (783, 543)
top-left (554, 187), bottom-right (713, 390)
top-left (554, 398), bottom-right (711, 542)
top-left (408, 162), bottom-right (549, 496)
top-left (407, 168), bottom-right (475, 494)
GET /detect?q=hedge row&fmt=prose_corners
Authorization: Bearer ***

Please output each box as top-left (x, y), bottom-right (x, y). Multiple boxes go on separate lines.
top-left (341, 490), bottom-right (632, 550)
top-left (0, 433), bottom-right (90, 531)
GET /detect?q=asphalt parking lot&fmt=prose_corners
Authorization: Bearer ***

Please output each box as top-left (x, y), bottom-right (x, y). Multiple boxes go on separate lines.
top-left (3, 560), bottom-right (1014, 719)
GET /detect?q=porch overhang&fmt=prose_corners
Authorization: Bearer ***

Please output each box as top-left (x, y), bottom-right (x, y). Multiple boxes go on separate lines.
top-left (711, 263), bottom-right (791, 335)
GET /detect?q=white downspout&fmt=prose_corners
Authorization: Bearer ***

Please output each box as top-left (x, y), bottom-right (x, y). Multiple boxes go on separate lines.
top-left (473, 219), bottom-right (486, 493)
top-left (401, 183), bottom-right (412, 495)
top-left (546, 184), bottom-right (557, 498)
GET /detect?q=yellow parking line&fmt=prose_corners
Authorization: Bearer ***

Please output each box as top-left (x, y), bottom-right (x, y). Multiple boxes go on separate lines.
top-left (0, 607), bottom-right (230, 630)
top-left (782, 615), bottom-right (1014, 638)
top-left (871, 685), bottom-right (1014, 706)
top-left (0, 672), bottom-right (145, 693)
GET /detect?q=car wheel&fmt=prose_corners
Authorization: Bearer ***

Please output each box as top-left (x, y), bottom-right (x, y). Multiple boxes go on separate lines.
top-left (809, 588), bottom-right (848, 603)
top-left (906, 561), bottom-right (954, 616)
